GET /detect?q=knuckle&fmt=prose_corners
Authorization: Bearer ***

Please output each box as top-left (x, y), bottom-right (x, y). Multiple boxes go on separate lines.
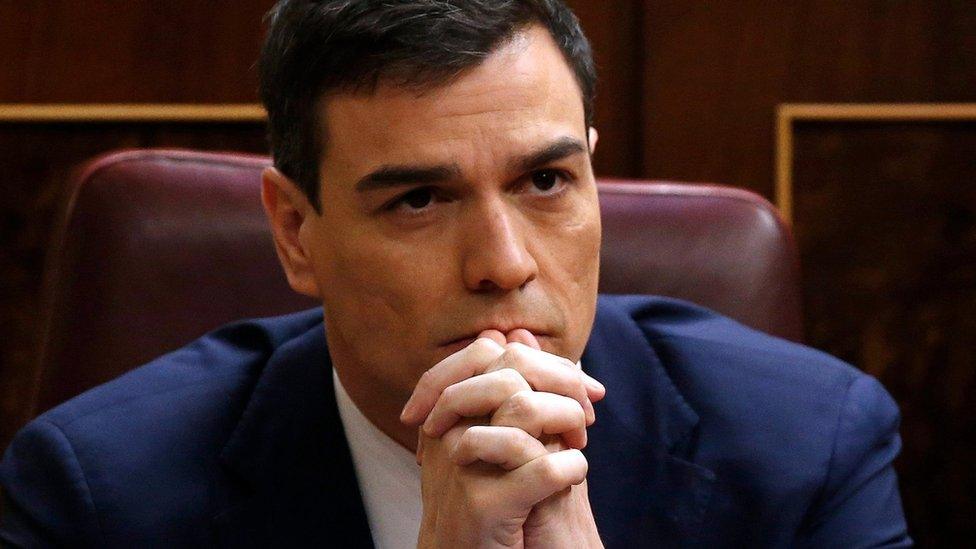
top-left (507, 390), bottom-right (537, 417)
top-left (538, 455), bottom-right (565, 485)
top-left (453, 427), bottom-right (477, 454)
top-left (502, 343), bottom-right (530, 366)
top-left (576, 377), bottom-right (589, 399)
top-left (441, 383), bottom-right (460, 403)
top-left (501, 433), bottom-right (520, 456)
top-left (497, 368), bottom-right (529, 391)
top-left (502, 427), bottom-right (528, 453)
top-left (416, 369), bottom-right (435, 391)
top-left (448, 440), bottom-right (466, 464)
top-left (440, 423), bottom-right (466, 448)
top-left (464, 425), bottom-right (489, 444)
top-left (569, 401), bottom-right (586, 424)
top-left (450, 426), bottom-right (485, 463)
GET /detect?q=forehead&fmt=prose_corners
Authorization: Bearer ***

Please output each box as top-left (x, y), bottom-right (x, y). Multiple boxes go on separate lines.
top-left (317, 25), bottom-right (586, 179)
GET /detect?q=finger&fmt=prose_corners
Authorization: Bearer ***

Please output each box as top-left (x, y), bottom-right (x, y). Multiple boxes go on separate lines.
top-left (505, 328), bottom-right (540, 350)
top-left (401, 337), bottom-right (505, 425)
top-left (491, 390), bottom-right (588, 449)
top-left (450, 425), bottom-right (548, 470)
top-left (478, 329), bottom-right (507, 346)
top-left (570, 359), bottom-right (606, 402)
top-left (486, 344), bottom-right (596, 425)
top-left (505, 449), bottom-right (589, 509)
top-left (584, 373), bottom-right (607, 403)
top-left (503, 332), bottom-right (604, 400)
top-left (422, 368), bottom-right (531, 437)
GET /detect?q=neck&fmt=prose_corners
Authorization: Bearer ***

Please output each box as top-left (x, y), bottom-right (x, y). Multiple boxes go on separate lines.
top-left (331, 356), bottom-right (419, 453)
top-left (340, 371), bottom-right (418, 452)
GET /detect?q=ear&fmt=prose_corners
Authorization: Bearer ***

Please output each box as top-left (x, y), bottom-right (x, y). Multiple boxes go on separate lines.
top-left (588, 127), bottom-right (599, 155)
top-left (261, 167), bottom-right (322, 298)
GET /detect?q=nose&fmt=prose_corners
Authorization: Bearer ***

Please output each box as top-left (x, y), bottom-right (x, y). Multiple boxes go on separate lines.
top-left (461, 199), bottom-right (538, 292)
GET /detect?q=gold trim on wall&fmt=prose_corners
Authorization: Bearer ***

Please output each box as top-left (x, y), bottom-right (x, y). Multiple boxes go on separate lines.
top-left (0, 103), bottom-right (266, 122)
top-left (775, 103), bottom-right (976, 224)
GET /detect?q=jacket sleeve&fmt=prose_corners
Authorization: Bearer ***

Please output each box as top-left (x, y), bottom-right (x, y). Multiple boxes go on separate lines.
top-left (795, 374), bottom-right (912, 548)
top-left (1, 418), bottom-right (102, 547)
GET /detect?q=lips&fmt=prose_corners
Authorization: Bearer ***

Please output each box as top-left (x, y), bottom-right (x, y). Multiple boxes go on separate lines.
top-left (440, 327), bottom-right (550, 355)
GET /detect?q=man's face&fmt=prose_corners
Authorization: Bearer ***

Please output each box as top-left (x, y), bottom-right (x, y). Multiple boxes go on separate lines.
top-left (299, 25), bottom-right (601, 401)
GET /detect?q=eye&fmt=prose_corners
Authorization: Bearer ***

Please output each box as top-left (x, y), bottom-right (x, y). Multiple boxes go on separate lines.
top-left (384, 187), bottom-right (438, 214)
top-left (532, 170), bottom-right (558, 191)
top-left (401, 188), bottom-right (433, 209)
top-left (527, 169), bottom-right (570, 195)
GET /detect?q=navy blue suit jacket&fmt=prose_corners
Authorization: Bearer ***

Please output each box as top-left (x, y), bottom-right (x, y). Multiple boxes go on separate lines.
top-left (1, 296), bottom-right (911, 547)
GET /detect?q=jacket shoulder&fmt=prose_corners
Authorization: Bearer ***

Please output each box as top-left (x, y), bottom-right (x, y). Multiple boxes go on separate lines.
top-left (597, 294), bottom-right (899, 480)
top-left (1, 308), bottom-right (324, 545)
top-left (37, 308), bottom-right (324, 427)
top-left (595, 295), bottom-right (907, 544)
top-left (599, 294), bottom-right (864, 394)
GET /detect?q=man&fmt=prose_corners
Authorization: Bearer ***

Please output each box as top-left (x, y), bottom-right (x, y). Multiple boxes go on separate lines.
top-left (1, 0), bottom-right (911, 547)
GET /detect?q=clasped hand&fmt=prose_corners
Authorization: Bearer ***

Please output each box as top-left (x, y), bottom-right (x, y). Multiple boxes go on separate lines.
top-left (399, 330), bottom-right (606, 548)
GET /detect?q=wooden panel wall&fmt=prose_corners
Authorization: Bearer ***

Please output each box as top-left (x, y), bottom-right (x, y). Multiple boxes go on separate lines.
top-left (0, 2), bottom-right (271, 103)
top-left (1, 1), bottom-right (974, 544)
top-left (792, 118), bottom-right (976, 541)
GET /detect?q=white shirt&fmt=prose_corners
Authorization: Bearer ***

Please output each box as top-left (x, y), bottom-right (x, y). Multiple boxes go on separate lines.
top-left (333, 370), bottom-right (423, 549)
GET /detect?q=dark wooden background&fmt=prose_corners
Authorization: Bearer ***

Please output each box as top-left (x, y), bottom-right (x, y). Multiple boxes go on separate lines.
top-left (2, 1), bottom-right (974, 545)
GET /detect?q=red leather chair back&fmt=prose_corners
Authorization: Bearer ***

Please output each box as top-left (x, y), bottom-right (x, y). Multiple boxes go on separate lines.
top-left (31, 149), bottom-right (802, 415)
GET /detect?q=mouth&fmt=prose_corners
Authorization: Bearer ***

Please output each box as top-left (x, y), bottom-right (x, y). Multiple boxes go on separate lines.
top-left (440, 327), bottom-right (552, 355)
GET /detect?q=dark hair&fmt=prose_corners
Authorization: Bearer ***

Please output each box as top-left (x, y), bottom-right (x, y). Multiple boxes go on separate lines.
top-left (258, 0), bottom-right (596, 211)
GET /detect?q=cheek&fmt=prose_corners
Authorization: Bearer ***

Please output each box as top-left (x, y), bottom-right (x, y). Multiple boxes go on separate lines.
top-left (566, 208), bottom-right (602, 310)
top-left (311, 225), bottom-right (449, 344)
top-left (535, 197), bottom-right (601, 358)
top-left (549, 193), bottom-right (602, 285)
top-left (569, 220), bottom-right (602, 359)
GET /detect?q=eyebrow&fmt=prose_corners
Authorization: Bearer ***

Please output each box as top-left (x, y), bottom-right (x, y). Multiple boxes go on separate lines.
top-left (509, 136), bottom-right (588, 173)
top-left (354, 164), bottom-right (462, 192)
top-left (353, 135), bottom-right (587, 193)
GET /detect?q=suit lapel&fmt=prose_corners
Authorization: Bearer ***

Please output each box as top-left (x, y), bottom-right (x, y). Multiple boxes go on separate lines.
top-left (582, 297), bottom-right (716, 547)
top-left (214, 320), bottom-right (373, 548)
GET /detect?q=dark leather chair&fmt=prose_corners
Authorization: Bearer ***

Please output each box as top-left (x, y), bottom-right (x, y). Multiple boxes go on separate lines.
top-left (29, 149), bottom-right (802, 417)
